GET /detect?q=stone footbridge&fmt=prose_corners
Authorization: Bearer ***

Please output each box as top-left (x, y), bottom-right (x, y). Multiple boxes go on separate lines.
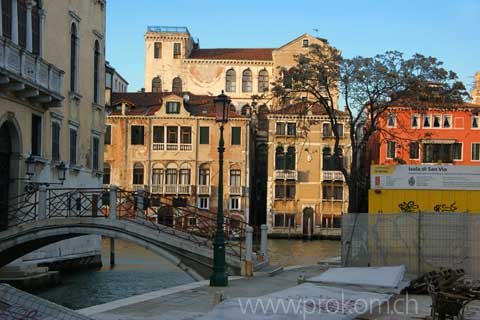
top-left (0, 186), bottom-right (264, 280)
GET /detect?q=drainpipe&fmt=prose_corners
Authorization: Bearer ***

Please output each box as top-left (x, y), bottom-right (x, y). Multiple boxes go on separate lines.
top-left (244, 119), bottom-right (250, 224)
top-left (123, 116), bottom-right (128, 188)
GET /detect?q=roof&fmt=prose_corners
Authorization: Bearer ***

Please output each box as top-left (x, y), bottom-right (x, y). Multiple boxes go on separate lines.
top-left (109, 92), bottom-right (244, 118)
top-left (387, 100), bottom-right (480, 110)
top-left (188, 48), bottom-right (274, 61)
top-left (271, 103), bottom-right (349, 117)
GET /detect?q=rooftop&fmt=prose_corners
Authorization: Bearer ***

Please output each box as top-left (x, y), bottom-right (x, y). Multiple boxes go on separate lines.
top-left (147, 26), bottom-right (190, 34)
top-left (188, 48), bottom-right (274, 61)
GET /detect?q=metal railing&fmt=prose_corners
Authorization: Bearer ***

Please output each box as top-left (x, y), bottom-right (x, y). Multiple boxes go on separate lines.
top-left (147, 26), bottom-right (189, 33)
top-left (0, 37), bottom-right (64, 97)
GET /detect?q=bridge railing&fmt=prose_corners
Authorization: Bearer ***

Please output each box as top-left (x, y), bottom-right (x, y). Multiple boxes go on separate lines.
top-left (3, 189), bottom-right (38, 228)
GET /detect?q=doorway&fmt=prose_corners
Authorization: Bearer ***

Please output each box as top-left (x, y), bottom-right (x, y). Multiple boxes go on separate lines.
top-left (302, 207), bottom-right (314, 237)
top-left (0, 123), bottom-right (12, 231)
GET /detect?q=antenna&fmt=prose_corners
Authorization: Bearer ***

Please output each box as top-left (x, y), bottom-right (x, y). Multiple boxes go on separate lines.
top-left (313, 28), bottom-right (319, 37)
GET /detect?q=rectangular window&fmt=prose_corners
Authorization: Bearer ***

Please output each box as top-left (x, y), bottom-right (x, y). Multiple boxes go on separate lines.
top-left (130, 125), bottom-right (145, 145)
top-left (423, 144), bottom-right (454, 163)
top-left (302, 39), bottom-right (309, 48)
top-left (453, 143), bottom-right (462, 160)
top-left (180, 127), bottom-right (191, 144)
top-left (51, 121), bottom-right (61, 161)
top-left (472, 143), bottom-right (480, 161)
top-left (323, 184), bottom-right (333, 199)
top-left (443, 115), bottom-right (452, 128)
top-left (179, 169), bottom-right (191, 185)
top-left (230, 169), bottom-right (241, 186)
top-left (433, 115), bottom-right (441, 128)
top-left (423, 114), bottom-right (431, 128)
top-left (69, 128), bottom-right (77, 165)
top-left (105, 125), bottom-right (111, 145)
top-left (322, 123), bottom-right (332, 137)
top-left (153, 126), bottom-right (164, 143)
top-left (275, 182), bottom-right (295, 199)
top-left (276, 122), bottom-right (286, 135)
top-left (92, 136), bottom-right (99, 170)
top-left (472, 116), bottom-right (479, 129)
top-left (386, 141), bottom-right (396, 159)
top-left (275, 184), bottom-right (285, 199)
top-left (274, 214), bottom-right (285, 227)
top-left (2, 0), bottom-right (12, 39)
top-left (166, 102), bottom-right (180, 114)
top-left (199, 127), bottom-right (209, 144)
top-left (411, 114), bottom-right (420, 128)
top-left (231, 127), bottom-right (241, 145)
top-left (334, 124), bottom-right (343, 137)
top-left (387, 113), bottom-right (396, 128)
top-left (333, 186), bottom-right (343, 200)
top-left (31, 114), bottom-right (42, 156)
top-left (286, 184), bottom-right (296, 199)
top-left (409, 142), bottom-right (419, 160)
top-left (173, 43), bottom-right (181, 59)
top-left (198, 197), bottom-right (209, 210)
top-left (165, 168), bottom-right (177, 184)
top-left (103, 165), bottom-right (110, 185)
top-left (167, 126), bottom-right (178, 143)
top-left (154, 42), bottom-right (162, 59)
top-left (229, 197), bottom-right (241, 210)
top-left (287, 123), bottom-right (296, 136)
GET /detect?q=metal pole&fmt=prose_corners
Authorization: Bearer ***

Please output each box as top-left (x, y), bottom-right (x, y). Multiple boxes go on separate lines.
top-left (210, 124), bottom-right (228, 286)
top-left (244, 225), bottom-right (253, 277)
top-left (110, 237), bottom-right (115, 266)
top-left (260, 224), bottom-right (268, 262)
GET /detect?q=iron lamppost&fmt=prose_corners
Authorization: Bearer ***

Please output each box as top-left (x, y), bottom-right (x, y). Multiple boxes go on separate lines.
top-left (210, 90), bottom-right (230, 287)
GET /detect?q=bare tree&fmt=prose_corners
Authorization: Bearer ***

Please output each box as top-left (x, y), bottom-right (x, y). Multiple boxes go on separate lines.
top-left (272, 45), bottom-right (469, 212)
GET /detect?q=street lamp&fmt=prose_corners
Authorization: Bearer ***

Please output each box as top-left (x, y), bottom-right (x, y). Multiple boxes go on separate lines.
top-left (210, 90), bottom-right (231, 287)
top-left (25, 155), bottom-right (35, 178)
top-left (56, 161), bottom-right (67, 182)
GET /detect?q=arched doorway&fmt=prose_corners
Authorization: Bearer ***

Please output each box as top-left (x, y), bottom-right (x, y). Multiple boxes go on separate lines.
top-left (302, 207), bottom-right (314, 238)
top-left (0, 123), bottom-right (12, 231)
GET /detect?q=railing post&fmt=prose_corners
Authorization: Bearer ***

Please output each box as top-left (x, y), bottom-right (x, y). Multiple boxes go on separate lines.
top-left (260, 224), bottom-right (268, 262)
top-left (37, 185), bottom-right (47, 220)
top-left (243, 225), bottom-right (253, 277)
top-left (109, 185), bottom-right (117, 220)
top-left (136, 190), bottom-right (145, 222)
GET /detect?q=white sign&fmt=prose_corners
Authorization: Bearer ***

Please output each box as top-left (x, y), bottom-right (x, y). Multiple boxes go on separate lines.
top-left (371, 165), bottom-right (480, 190)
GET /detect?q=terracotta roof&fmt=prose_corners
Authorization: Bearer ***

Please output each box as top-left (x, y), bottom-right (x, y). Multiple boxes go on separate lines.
top-left (188, 48), bottom-right (274, 61)
top-left (109, 92), bottom-right (244, 118)
top-left (272, 103), bottom-right (349, 116)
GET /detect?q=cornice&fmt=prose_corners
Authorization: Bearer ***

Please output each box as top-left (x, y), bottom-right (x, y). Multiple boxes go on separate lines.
top-left (184, 58), bottom-right (273, 66)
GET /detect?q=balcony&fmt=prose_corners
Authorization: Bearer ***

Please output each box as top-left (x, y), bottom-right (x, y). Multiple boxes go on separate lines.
top-left (322, 171), bottom-right (345, 181)
top-left (0, 37), bottom-right (64, 106)
top-left (132, 184), bottom-right (146, 191)
top-left (153, 143), bottom-right (192, 152)
top-left (197, 185), bottom-right (212, 195)
top-left (151, 184), bottom-right (192, 195)
top-left (274, 170), bottom-right (298, 180)
top-left (229, 185), bottom-right (242, 195)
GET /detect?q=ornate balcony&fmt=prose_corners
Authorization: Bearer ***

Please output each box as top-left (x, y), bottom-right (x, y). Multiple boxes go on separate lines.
top-left (274, 170), bottom-right (298, 180)
top-left (151, 184), bottom-right (192, 195)
top-left (197, 185), bottom-right (212, 195)
top-left (322, 171), bottom-right (345, 181)
top-left (153, 143), bottom-right (192, 152)
top-left (152, 143), bottom-right (165, 151)
top-left (0, 37), bottom-right (64, 106)
top-left (229, 185), bottom-right (242, 195)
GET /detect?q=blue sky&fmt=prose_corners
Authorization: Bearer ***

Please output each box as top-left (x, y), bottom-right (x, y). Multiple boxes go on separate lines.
top-left (106, 0), bottom-right (480, 94)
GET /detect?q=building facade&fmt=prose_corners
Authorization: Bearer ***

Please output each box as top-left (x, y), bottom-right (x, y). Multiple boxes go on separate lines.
top-left (143, 26), bottom-right (332, 111)
top-left (105, 61), bottom-right (128, 106)
top-left (0, 0), bottom-right (106, 264)
top-left (104, 92), bottom-right (251, 224)
top-left (266, 104), bottom-right (350, 238)
top-left (368, 101), bottom-right (480, 166)
top-left (472, 72), bottom-right (480, 105)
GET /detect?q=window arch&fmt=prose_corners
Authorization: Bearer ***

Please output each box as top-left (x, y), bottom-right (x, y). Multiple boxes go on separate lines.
top-left (179, 163), bottom-right (191, 185)
top-left (93, 40), bottom-right (101, 103)
top-left (285, 146), bottom-right (296, 170)
top-left (152, 163), bottom-right (164, 186)
top-left (199, 164), bottom-right (210, 185)
top-left (275, 146), bottom-right (285, 170)
top-left (152, 76), bottom-right (162, 92)
top-left (103, 163), bottom-right (111, 185)
top-left (241, 104), bottom-right (251, 116)
top-left (132, 163), bottom-right (144, 185)
top-left (165, 163), bottom-right (177, 185)
top-left (258, 69), bottom-right (269, 92)
top-left (172, 77), bottom-right (182, 93)
top-left (226, 69), bottom-right (236, 92)
top-left (242, 69), bottom-right (252, 92)
top-left (70, 23), bottom-right (78, 92)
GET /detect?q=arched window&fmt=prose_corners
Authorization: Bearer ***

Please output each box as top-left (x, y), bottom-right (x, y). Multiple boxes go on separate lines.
top-left (241, 104), bottom-right (251, 116)
top-left (70, 23), bottom-right (78, 92)
top-left (152, 164), bottom-right (164, 186)
top-left (172, 77), bottom-right (182, 93)
top-left (132, 163), bottom-right (144, 185)
top-left (285, 146), bottom-right (296, 170)
top-left (179, 164), bottom-right (191, 185)
top-left (258, 69), bottom-right (269, 92)
top-left (230, 166), bottom-right (241, 186)
top-left (165, 163), bottom-right (177, 185)
top-left (226, 69), bottom-right (236, 92)
top-left (322, 147), bottom-right (333, 171)
top-left (275, 146), bottom-right (285, 170)
top-left (93, 40), bottom-right (100, 103)
top-left (242, 69), bottom-right (252, 92)
top-left (199, 164), bottom-right (210, 185)
top-left (103, 163), bottom-right (111, 185)
top-left (152, 76), bottom-right (162, 93)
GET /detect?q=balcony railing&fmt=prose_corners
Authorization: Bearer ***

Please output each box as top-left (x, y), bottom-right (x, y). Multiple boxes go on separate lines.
top-left (147, 26), bottom-right (189, 33)
top-left (132, 184), bottom-right (146, 191)
top-left (151, 184), bottom-right (192, 195)
top-left (152, 143), bottom-right (193, 152)
top-left (322, 171), bottom-right (345, 181)
top-left (229, 185), bottom-right (242, 195)
top-left (0, 37), bottom-right (64, 103)
top-left (180, 144), bottom-right (192, 151)
top-left (152, 143), bottom-right (165, 151)
top-left (274, 170), bottom-right (298, 180)
top-left (197, 185), bottom-right (212, 195)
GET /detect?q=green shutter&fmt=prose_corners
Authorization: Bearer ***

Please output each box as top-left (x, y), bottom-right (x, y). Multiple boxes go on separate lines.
top-left (199, 127), bottom-right (209, 144)
top-left (231, 127), bottom-right (241, 145)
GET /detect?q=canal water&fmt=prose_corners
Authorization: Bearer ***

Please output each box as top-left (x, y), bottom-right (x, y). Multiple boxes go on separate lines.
top-left (37, 237), bottom-right (340, 310)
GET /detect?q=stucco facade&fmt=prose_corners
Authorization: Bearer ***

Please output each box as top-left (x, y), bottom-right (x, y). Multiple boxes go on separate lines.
top-left (104, 92), bottom-right (251, 224)
top-left (266, 105), bottom-right (350, 237)
top-left (0, 0), bottom-right (106, 264)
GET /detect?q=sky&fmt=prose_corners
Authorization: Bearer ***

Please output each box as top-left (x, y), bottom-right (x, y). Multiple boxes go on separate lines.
top-left (106, 0), bottom-right (480, 94)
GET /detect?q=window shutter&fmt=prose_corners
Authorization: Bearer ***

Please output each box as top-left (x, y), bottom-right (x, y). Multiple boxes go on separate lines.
top-left (199, 127), bottom-right (209, 144)
top-left (231, 127), bottom-right (241, 145)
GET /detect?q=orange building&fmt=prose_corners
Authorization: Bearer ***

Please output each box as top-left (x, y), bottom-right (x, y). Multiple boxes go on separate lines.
top-left (368, 101), bottom-right (480, 166)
